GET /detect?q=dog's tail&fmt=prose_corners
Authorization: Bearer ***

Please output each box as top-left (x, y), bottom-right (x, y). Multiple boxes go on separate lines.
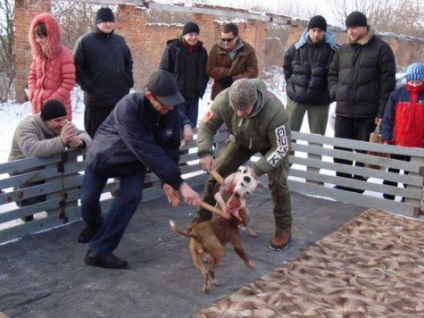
top-left (169, 220), bottom-right (199, 240)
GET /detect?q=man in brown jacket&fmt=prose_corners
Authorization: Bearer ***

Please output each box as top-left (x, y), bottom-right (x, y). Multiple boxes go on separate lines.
top-left (206, 23), bottom-right (259, 100)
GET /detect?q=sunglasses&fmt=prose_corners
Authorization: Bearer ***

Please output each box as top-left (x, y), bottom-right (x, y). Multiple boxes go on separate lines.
top-left (221, 37), bottom-right (235, 42)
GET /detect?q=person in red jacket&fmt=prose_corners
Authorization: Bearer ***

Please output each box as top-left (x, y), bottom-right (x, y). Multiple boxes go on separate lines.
top-left (28, 13), bottom-right (75, 121)
top-left (381, 62), bottom-right (424, 200)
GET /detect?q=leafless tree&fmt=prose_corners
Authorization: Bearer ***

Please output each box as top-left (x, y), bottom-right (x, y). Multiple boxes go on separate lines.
top-left (326, 0), bottom-right (423, 38)
top-left (375, 0), bottom-right (423, 38)
top-left (0, 0), bottom-right (14, 102)
top-left (52, 1), bottom-right (101, 50)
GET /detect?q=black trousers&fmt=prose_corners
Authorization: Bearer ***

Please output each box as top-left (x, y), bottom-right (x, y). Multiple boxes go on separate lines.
top-left (334, 116), bottom-right (376, 180)
top-left (84, 105), bottom-right (115, 138)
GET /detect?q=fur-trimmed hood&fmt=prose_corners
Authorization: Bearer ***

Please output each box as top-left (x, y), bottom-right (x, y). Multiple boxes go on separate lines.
top-left (29, 13), bottom-right (63, 59)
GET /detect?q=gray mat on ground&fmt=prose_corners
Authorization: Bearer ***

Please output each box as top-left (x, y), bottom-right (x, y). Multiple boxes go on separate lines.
top-left (0, 186), bottom-right (364, 317)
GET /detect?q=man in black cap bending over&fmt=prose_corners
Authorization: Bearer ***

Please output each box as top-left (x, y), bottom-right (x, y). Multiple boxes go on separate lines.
top-left (79, 70), bottom-right (201, 269)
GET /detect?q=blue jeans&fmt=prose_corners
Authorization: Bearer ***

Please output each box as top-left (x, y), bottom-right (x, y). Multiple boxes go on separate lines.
top-left (80, 167), bottom-right (145, 255)
top-left (179, 96), bottom-right (200, 127)
top-left (179, 97), bottom-right (200, 157)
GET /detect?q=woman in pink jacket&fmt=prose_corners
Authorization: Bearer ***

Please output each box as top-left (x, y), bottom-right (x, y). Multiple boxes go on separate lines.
top-left (28, 13), bottom-right (75, 121)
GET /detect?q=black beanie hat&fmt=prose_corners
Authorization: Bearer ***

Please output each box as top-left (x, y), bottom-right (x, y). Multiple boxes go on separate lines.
top-left (95, 8), bottom-right (115, 24)
top-left (345, 11), bottom-right (367, 28)
top-left (308, 15), bottom-right (327, 32)
top-left (40, 99), bottom-right (67, 121)
top-left (182, 22), bottom-right (200, 36)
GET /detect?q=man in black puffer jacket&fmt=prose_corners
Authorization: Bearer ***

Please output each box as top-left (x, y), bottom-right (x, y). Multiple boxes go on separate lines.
top-left (328, 11), bottom-right (396, 191)
top-left (284, 15), bottom-right (339, 136)
top-left (73, 7), bottom-right (134, 138)
top-left (159, 21), bottom-right (209, 128)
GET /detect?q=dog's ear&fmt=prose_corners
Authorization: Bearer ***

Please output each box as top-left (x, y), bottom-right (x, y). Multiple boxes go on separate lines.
top-left (238, 166), bottom-right (249, 174)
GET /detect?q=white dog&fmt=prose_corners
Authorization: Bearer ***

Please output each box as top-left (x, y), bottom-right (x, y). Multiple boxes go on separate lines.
top-left (213, 166), bottom-right (259, 236)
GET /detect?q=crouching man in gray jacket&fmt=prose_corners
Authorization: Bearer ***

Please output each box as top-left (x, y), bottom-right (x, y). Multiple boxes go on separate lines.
top-left (9, 99), bottom-right (92, 221)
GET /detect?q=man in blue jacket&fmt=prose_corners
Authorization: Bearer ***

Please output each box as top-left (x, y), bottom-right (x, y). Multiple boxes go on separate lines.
top-left (78, 70), bottom-right (201, 269)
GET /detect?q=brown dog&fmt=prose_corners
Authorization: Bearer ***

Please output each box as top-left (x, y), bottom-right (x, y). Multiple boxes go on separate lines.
top-left (169, 207), bottom-right (254, 293)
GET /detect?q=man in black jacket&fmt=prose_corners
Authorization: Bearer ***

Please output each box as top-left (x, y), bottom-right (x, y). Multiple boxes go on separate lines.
top-left (284, 15), bottom-right (338, 136)
top-left (283, 15), bottom-right (339, 183)
top-left (78, 70), bottom-right (201, 269)
top-left (328, 11), bottom-right (396, 191)
top-left (159, 21), bottom-right (209, 128)
top-left (73, 7), bottom-right (134, 138)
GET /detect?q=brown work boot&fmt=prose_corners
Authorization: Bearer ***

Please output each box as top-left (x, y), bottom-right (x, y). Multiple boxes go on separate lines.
top-left (269, 229), bottom-right (292, 250)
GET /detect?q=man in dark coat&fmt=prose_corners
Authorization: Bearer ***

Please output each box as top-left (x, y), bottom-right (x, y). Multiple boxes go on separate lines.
top-left (73, 7), bottom-right (134, 138)
top-left (284, 15), bottom-right (339, 136)
top-left (328, 11), bottom-right (396, 191)
top-left (159, 21), bottom-right (209, 128)
top-left (284, 15), bottom-right (339, 183)
top-left (78, 70), bottom-right (201, 269)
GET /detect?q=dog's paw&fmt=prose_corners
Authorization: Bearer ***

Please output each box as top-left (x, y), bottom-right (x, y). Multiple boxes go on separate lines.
top-left (247, 261), bottom-right (255, 268)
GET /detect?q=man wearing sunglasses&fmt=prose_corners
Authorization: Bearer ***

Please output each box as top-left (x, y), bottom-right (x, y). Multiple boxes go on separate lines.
top-left (206, 23), bottom-right (259, 100)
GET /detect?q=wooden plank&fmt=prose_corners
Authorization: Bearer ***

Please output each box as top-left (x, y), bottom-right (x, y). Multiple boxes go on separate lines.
top-left (0, 166), bottom-right (61, 189)
top-left (290, 155), bottom-right (422, 187)
top-left (288, 181), bottom-right (418, 218)
top-left (0, 156), bottom-right (61, 174)
top-left (292, 131), bottom-right (424, 157)
top-left (0, 198), bottom-right (61, 223)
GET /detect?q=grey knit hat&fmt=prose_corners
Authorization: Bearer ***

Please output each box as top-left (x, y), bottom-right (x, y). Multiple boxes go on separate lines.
top-left (229, 79), bottom-right (258, 110)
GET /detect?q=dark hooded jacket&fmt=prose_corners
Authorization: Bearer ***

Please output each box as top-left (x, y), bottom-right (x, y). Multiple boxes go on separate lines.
top-left (159, 37), bottom-right (209, 99)
top-left (85, 91), bottom-right (191, 190)
top-left (328, 26), bottom-right (396, 118)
